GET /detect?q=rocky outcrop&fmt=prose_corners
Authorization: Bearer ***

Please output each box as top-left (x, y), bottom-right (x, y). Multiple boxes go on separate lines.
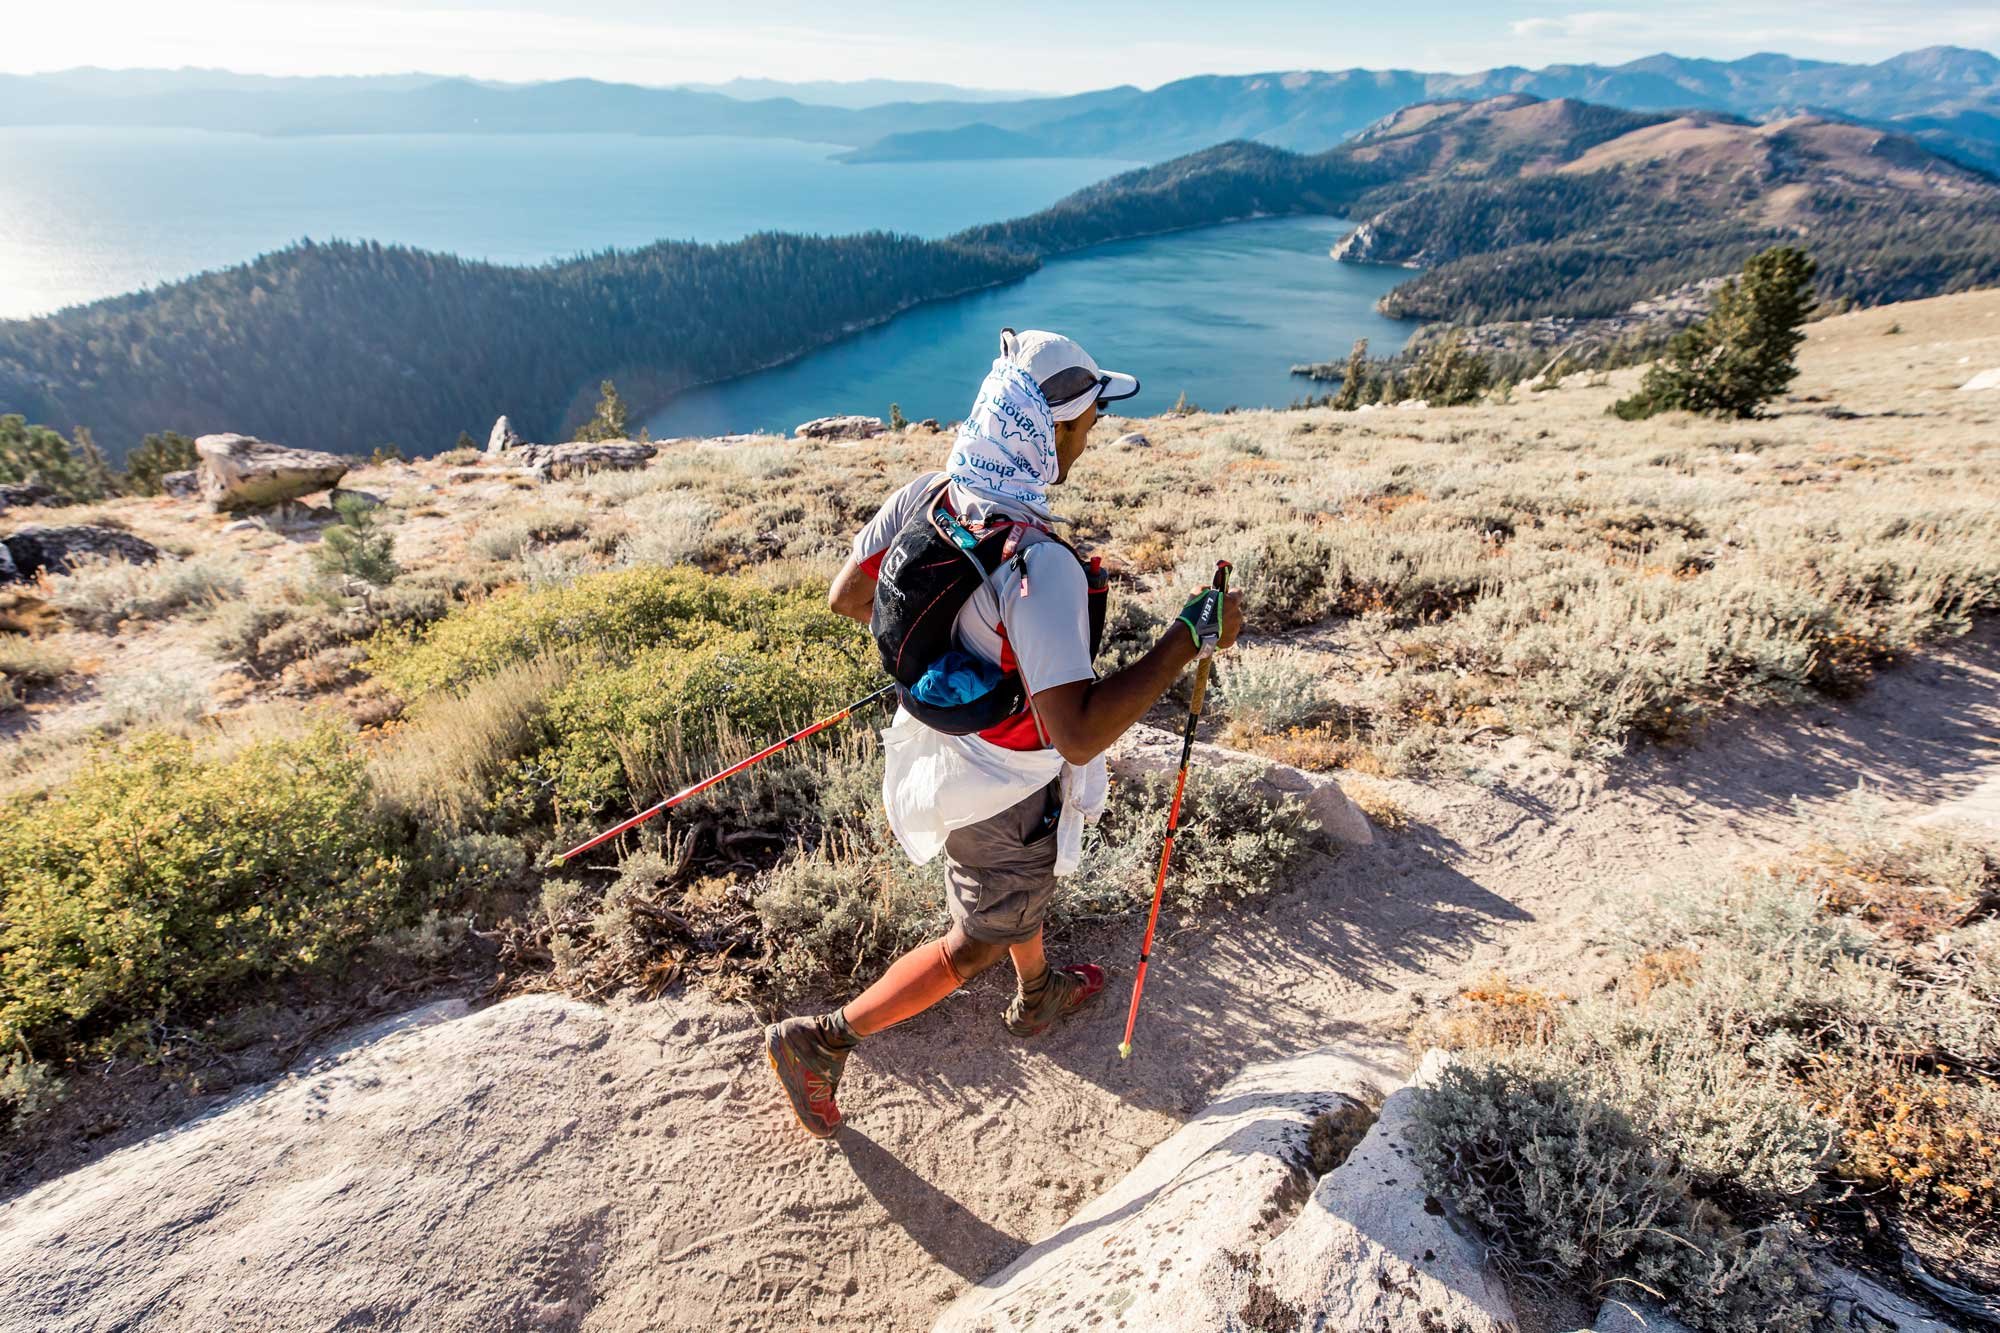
top-left (195, 434), bottom-right (349, 512)
top-left (795, 415), bottom-right (885, 441)
top-left (1108, 723), bottom-right (1374, 846)
top-left (1961, 367), bottom-right (2000, 392)
top-left (160, 470), bottom-right (200, 499)
top-left (2, 525), bottom-right (162, 580)
top-left (936, 1044), bottom-right (1516, 1333)
top-left (513, 440), bottom-right (655, 480)
top-left (0, 482), bottom-right (56, 512)
top-left (486, 415), bottom-right (523, 455)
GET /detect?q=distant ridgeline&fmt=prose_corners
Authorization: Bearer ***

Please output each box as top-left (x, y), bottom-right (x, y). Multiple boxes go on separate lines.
top-left (3, 94), bottom-right (1997, 459)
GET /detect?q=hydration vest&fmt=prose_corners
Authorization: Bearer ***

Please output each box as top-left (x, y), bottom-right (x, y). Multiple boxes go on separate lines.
top-left (871, 479), bottom-right (1108, 739)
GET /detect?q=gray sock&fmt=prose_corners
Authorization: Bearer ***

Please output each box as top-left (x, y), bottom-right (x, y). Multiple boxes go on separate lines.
top-left (815, 1009), bottom-right (861, 1050)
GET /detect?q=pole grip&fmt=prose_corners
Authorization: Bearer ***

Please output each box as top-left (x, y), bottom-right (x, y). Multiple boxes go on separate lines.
top-left (1185, 560), bottom-right (1231, 714)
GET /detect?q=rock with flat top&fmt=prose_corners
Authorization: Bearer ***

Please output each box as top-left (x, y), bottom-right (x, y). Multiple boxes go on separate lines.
top-left (935, 1041), bottom-right (1410, 1333)
top-left (195, 434), bottom-right (349, 513)
top-left (794, 415), bottom-right (884, 441)
top-left (1108, 722), bottom-right (1374, 846)
top-left (485, 415), bottom-right (522, 455)
top-left (513, 440), bottom-right (655, 479)
top-left (2, 525), bottom-right (161, 580)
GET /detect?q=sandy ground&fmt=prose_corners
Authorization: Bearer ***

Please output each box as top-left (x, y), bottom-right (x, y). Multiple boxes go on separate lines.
top-left (3, 626), bottom-right (1994, 1333)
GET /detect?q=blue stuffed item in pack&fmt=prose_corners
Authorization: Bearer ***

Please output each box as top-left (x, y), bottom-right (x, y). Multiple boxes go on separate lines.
top-left (909, 649), bottom-right (1004, 708)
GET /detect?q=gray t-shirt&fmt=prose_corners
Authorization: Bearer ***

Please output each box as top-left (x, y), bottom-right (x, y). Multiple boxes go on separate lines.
top-left (852, 473), bottom-right (1094, 696)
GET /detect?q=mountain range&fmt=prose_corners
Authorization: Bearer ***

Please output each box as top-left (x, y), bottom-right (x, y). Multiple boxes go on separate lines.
top-left (5, 48), bottom-right (1999, 174)
top-left (6, 91), bottom-right (1994, 459)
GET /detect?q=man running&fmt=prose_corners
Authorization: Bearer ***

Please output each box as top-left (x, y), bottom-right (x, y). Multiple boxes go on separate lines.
top-left (766, 328), bottom-right (1242, 1138)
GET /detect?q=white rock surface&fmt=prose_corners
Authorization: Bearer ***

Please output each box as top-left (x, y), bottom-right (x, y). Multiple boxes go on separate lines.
top-left (1108, 722), bottom-right (1374, 847)
top-left (515, 440), bottom-right (656, 479)
top-left (1957, 367), bottom-right (2000, 391)
top-left (195, 433), bottom-right (349, 512)
top-left (1247, 1051), bottom-right (1517, 1333)
top-left (1114, 432), bottom-right (1151, 448)
top-left (795, 414), bottom-right (885, 441)
top-left (935, 1041), bottom-right (1431, 1333)
top-left (486, 414), bottom-right (523, 454)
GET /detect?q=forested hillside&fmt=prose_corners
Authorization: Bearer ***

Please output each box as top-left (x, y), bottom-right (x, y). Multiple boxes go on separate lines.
top-left (0, 233), bottom-right (1034, 457)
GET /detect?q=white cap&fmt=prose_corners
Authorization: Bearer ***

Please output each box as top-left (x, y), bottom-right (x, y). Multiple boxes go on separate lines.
top-left (999, 328), bottom-right (1140, 422)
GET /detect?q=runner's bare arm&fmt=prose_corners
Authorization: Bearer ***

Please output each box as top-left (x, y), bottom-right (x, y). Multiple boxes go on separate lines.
top-left (1034, 591), bottom-right (1242, 765)
top-left (828, 558), bottom-right (876, 624)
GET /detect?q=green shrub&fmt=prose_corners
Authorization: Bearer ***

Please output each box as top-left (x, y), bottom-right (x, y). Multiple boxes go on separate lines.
top-left (0, 1050), bottom-right (62, 1129)
top-left (0, 728), bottom-right (409, 1059)
top-left (49, 553), bottom-right (245, 632)
top-left (468, 502), bottom-right (590, 562)
top-left (1412, 1057), bottom-right (1823, 1332)
top-left (540, 618), bottom-right (876, 816)
top-left (754, 837), bottom-right (946, 996)
top-left (1068, 761), bottom-right (1322, 916)
top-left (0, 637), bottom-right (74, 690)
top-left (1179, 528), bottom-right (1335, 630)
top-left (1215, 646), bottom-right (1341, 734)
top-left (120, 431), bottom-right (199, 496)
top-left (366, 565), bottom-right (775, 695)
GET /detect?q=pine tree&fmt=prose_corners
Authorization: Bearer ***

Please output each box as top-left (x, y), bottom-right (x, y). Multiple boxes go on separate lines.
top-left (575, 379), bottom-right (630, 442)
top-left (312, 495), bottom-right (399, 588)
top-left (121, 431), bottom-right (199, 496)
top-left (0, 415), bottom-right (112, 502)
top-left (1404, 332), bottom-right (1492, 406)
top-left (1615, 246), bottom-right (1818, 420)
top-left (1331, 339), bottom-right (1370, 412)
top-left (888, 402), bottom-right (908, 431)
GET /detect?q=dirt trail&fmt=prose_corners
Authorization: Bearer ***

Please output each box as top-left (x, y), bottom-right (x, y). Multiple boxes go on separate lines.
top-left (3, 630), bottom-right (1996, 1333)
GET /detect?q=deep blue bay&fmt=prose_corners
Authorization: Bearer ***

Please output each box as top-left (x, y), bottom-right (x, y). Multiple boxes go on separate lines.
top-left (0, 128), bottom-right (1416, 429)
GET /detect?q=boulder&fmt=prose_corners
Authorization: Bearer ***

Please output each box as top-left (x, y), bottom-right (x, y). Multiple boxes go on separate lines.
top-left (1108, 722), bottom-right (1374, 846)
top-left (2, 525), bottom-right (162, 580)
top-left (327, 488), bottom-right (384, 511)
top-left (1114, 432), bottom-right (1151, 448)
top-left (936, 1040), bottom-right (1413, 1333)
top-left (918, 418), bottom-right (941, 432)
top-left (513, 440), bottom-right (655, 480)
top-left (195, 434), bottom-right (348, 513)
top-left (1958, 367), bottom-right (2000, 392)
top-left (1248, 1051), bottom-right (1517, 1333)
top-left (161, 470), bottom-right (200, 499)
top-left (485, 415), bottom-right (522, 455)
top-left (0, 542), bottom-right (15, 583)
top-left (794, 415), bottom-right (885, 441)
top-left (0, 481), bottom-right (56, 511)
top-left (1817, 1264), bottom-right (1962, 1333)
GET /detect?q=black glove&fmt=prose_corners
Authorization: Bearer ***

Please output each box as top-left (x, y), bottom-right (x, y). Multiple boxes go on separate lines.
top-left (1177, 588), bottom-right (1222, 660)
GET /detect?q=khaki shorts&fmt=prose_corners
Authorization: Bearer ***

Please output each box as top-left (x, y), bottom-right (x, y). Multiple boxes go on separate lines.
top-left (942, 781), bottom-right (1061, 945)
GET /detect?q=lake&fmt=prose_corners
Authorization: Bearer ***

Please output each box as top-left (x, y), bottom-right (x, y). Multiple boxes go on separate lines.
top-left (645, 216), bottom-right (1416, 435)
top-left (0, 128), bottom-right (1135, 318)
top-left (0, 128), bottom-right (1417, 427)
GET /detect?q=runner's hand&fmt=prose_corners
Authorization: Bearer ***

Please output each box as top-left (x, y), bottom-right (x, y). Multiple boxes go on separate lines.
top-left (1177, 588), bottom-right (1242, 659)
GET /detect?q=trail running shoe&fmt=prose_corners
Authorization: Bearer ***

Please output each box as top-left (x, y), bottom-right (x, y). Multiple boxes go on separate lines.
top-left (765, 1017), bottom-right (848, 1139)
top-left (1003, 963), bottom-right (1106, 1038)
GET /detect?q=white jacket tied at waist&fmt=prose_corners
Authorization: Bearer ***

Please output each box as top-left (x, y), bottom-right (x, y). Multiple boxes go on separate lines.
top-left (881, 707), bottom-right (1109, 875)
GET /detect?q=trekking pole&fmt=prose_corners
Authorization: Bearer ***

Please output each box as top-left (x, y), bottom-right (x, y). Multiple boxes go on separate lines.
top-left (1119, 560), bottom-right (1230, 1059)
top-left (554, 682), bottom-right (896, 864)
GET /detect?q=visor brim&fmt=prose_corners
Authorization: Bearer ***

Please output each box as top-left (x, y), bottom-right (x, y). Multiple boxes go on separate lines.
top-left (1095, 371), bottom-right (1140, 404)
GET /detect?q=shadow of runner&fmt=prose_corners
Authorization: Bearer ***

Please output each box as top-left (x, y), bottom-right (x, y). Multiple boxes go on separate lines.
top-left (836, 1127), bottom-right (1027, 1281)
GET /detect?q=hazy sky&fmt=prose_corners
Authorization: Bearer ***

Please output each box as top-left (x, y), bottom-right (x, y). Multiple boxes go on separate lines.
top-left (7, 1), bottom-right (1997, 91)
